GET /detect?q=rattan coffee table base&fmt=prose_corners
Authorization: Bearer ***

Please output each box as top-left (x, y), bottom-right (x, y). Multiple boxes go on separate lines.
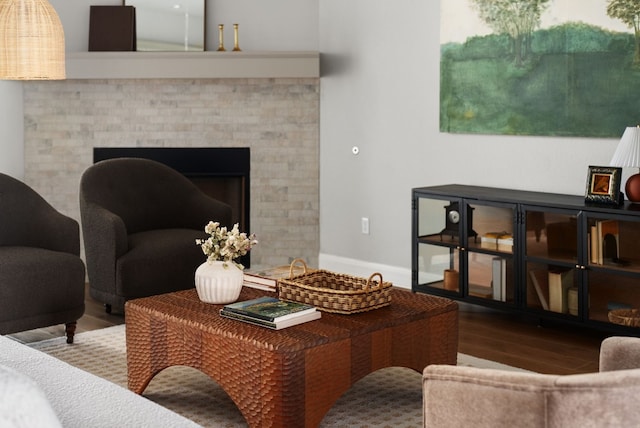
top-left (125, 287), bottom-right (457, 428)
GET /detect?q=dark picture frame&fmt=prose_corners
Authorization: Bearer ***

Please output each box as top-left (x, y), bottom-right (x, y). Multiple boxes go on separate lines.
top-left (585, 166), bottom-right (623, 205)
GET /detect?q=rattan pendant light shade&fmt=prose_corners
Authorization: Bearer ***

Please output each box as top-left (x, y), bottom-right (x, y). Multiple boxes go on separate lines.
top-left (0, 0), bottom-right (65, 80)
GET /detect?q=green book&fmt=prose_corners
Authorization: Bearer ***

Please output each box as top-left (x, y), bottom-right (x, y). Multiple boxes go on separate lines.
top-left (220, 308), bottom-right (321, 330)
top-left (223, 296), bottom-right (316, 322)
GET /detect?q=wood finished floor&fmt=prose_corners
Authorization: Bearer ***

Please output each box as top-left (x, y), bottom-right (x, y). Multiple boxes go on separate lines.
top-left (11, 286), bottom-right (608, 375)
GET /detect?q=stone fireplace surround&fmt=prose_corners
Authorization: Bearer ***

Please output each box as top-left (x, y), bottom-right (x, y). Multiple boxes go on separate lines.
top-left (23, 76), bottom-right (319, 268)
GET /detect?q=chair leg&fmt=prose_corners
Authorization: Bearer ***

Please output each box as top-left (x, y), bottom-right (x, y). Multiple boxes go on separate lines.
top-left (105, 303), bottom-right (112, 314)
top-left (65, 322), bottom-right (77, 344)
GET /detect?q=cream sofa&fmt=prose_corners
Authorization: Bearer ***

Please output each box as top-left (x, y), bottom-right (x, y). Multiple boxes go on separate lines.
top-left (0, 334), bottom-right (199, 428)
top-left (423, 336), bottom-right (640, 427)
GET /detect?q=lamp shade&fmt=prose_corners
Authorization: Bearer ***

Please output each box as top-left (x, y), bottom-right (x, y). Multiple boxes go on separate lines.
top-left (0, 0), bottom-right (65, 80)
top-left (610, 126), bottom-right (640, 168)
top-left (611, 126), bottom-right (640, 202)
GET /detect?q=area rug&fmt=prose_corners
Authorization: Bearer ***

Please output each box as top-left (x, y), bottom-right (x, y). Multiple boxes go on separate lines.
top-left (27, 325), bottom-right (526, 427)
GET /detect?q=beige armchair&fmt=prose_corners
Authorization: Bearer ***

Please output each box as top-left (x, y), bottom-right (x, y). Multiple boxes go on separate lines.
top-left (423, 337), bottom-right (640, 427)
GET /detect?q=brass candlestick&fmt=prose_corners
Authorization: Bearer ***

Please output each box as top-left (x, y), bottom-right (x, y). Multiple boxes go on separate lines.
top-left (233, 23), bottom-right (241, 51)
top-left (217, 24), bottom-right (226, 51)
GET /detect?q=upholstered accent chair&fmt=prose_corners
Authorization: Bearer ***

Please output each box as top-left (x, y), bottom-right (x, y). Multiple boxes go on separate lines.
top-left (423, 336), bottom-right (640, 427)
top-left (79, 158), bottom-right (232, 314)
top-left (0, 173), bottom-right (85, 344)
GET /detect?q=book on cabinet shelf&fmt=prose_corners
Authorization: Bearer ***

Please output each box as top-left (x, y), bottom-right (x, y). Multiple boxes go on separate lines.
top-left (567, 287), bottom-right (578, 316)
top-left (591, 220), bottom-right (620, 265)
top-left (491, 257), bottom-right (506, 302)
top-left (548, 268), bottom-right (574, 313)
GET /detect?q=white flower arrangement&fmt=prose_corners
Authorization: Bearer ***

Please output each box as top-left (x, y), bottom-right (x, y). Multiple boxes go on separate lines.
top-left (195, 221), bottom-right (258, 269)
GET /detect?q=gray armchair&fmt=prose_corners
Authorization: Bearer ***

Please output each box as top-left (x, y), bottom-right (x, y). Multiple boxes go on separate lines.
top-left (79, 158), bottom-right (232, 314)
top-left (0, 173), bottom-right (85, 343)
top-left (423, 336), bottom-right (640, 427)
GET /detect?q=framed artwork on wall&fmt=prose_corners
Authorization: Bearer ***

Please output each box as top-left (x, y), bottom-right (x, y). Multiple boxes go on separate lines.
top-left (440, 0), bottom-right (640, 138)
top-left (585, 165), bottom-right (622, 205)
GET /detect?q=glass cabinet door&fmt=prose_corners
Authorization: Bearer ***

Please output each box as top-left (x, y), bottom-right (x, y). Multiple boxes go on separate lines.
top-left (414, 196), bottom-right (463, 294)
top-left (522, 208), bottom-right (579, 316)
top-left (585, 214), bottom-right (640, 329)
top-left (464, 201), bottom-right (516, 303)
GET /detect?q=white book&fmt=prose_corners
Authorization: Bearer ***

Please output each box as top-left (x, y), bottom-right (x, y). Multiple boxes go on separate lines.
top-left (548, 269), bottom-right (574, 313)
top-left (242, 280), bottom-right (275, 292)
top-left (491, 257), bottom-right (505, 302)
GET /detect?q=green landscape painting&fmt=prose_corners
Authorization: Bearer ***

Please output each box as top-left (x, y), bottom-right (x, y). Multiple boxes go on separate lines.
top-left (440, 0), bottom-right (640, 138)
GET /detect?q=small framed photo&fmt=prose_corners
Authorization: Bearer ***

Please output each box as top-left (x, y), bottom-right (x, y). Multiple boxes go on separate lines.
top-left (585, 166), bottom-right (623, 205)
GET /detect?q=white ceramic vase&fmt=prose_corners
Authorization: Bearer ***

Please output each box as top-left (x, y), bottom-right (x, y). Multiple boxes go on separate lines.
top-left (194, 260), bottom-right (244, 304)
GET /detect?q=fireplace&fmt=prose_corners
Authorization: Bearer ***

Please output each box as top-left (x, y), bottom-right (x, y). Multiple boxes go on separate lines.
top-left (94, 147), bottom-right (251, 265)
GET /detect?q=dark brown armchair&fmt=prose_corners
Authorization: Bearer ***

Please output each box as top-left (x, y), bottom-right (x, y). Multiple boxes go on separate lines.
top-left (0, 173), bottom-right (85, 343)
top-left (79, 158), bottom-right (232, 314)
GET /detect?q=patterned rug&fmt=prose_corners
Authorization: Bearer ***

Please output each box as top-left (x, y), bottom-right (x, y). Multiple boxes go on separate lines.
top-left (28, 325), bottom-right (525, 427)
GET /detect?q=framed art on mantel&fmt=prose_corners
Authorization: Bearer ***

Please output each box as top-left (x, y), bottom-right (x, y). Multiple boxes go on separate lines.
top-left (440, 0), bottom-right (640, 138)
top-left (123, 0), bottom-right (205, 51)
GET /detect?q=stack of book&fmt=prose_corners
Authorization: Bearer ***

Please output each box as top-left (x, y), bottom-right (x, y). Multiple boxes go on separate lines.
top-left (480, 231), bottom-right (513, 252)
top-left (242, 264), bottom-right (308, 292)
top-left (220, 296), bottom-right (321, 330)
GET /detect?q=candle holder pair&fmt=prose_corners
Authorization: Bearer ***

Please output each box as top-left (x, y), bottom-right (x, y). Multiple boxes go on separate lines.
top-left (217, 24), bottom-right (241, 52)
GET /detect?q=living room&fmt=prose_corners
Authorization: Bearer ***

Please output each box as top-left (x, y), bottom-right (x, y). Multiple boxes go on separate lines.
top-left (0, 0), bottom-right (621, 283)
top-left (1, 0), bottom-right (638, 426)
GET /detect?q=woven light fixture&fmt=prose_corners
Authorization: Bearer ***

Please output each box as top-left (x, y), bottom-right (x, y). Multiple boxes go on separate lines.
top-left (0, 0), bottom-right (65, 80)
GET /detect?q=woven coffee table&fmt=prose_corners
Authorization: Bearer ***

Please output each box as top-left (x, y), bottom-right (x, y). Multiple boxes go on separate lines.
top-left (125, 287), bottom-right (458, 427)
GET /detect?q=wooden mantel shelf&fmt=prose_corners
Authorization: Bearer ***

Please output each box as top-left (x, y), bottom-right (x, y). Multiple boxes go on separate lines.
top-left (65, 51), bottom-right (320, 79)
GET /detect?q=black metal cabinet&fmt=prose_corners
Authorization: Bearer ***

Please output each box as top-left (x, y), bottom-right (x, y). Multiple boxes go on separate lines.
top-left (412, 184), bottom-right (640, 335)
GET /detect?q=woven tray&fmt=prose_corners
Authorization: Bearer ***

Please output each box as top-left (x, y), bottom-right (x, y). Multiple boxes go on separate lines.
top-left (277, 259), bottom-right (392, 314)
top-left (608, 309), bottom-right (640, 327)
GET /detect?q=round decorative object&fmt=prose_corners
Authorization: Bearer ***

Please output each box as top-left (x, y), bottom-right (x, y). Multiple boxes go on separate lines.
top-left (625, 173), bottom-right (640, 203)
top-left (448, 210), bottom-right (460, 224)
top-left (443, 269), bottom-right (459, 291)
top-left (194, 261), bottom-right (244, 304)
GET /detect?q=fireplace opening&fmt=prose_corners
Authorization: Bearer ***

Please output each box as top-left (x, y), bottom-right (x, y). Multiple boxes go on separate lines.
top-left (94, 147), bottom-right (251, 267)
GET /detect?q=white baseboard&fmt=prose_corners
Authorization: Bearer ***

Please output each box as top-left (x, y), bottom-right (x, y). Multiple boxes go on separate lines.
top-left (318, 253), bottom-right (412, 290)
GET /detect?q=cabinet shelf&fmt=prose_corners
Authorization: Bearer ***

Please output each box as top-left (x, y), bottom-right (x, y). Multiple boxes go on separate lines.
top-left (412, 184), bottom-right (640, 335)
top-left (467, 241), bottom-right (514, 255)
top-left (418, 234), bottom-right (460, 246)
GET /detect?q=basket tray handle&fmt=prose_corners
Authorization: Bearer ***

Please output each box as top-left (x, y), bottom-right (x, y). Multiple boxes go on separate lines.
top-left (289, 258), bottom-right (308, 279)
top-left (366, 272), bottom-right (384, 291)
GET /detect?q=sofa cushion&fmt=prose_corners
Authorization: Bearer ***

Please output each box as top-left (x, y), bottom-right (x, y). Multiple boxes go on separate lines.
top-left (116, 228), bottom-right (206, 298)
top-left (0, 335), bottom-right (199, 428)
top-left (0, 247), bottom-right (85, 325)
top-left (0, 364), bottom-right (62, 428)
top-left (423, 364), bottom-right (640, 428)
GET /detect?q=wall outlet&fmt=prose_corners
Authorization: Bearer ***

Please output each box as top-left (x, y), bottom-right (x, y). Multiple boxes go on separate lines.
top-left (361, 217), bottom-right (369, 234)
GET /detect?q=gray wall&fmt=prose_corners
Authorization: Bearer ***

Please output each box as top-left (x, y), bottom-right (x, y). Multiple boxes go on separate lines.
top-left (318, 0), bottom-right (620, 286)
top-left (0, 82), bottom-right (23, 178)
